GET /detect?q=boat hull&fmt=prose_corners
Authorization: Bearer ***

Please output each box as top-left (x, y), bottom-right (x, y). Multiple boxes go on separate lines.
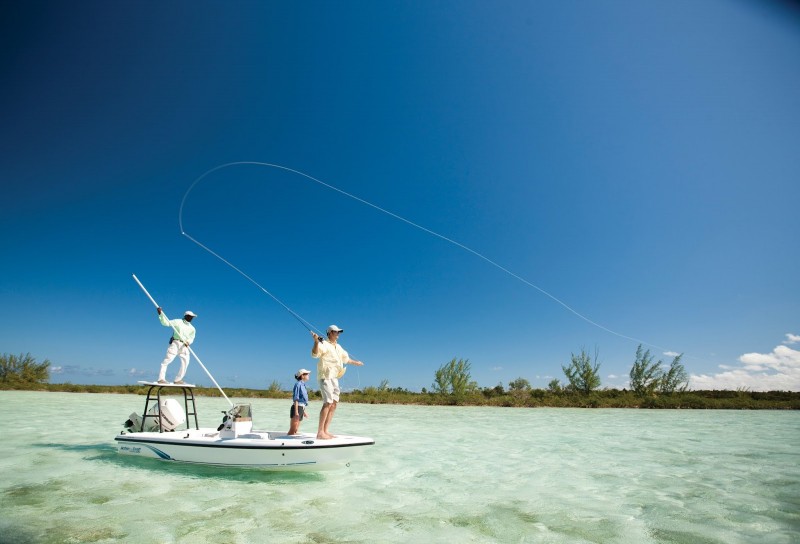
top-left (115, 429), bottom-right (374, 471)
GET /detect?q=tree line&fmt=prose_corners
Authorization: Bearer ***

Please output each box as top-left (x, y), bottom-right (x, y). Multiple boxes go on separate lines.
top-left (2, 351), bottom-right (799, 409)
top-left (428, 345), bottom-right (689, 401)
top-left (413, 347), bottom-right (798, 408)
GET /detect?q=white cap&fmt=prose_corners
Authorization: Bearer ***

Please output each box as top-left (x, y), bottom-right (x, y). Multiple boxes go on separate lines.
top-left (184, 311), bottom-right (197, 317)
top-left (327, 324), bottom-right (343, 333)
top-left (295, 368), bottom-right (311, 379)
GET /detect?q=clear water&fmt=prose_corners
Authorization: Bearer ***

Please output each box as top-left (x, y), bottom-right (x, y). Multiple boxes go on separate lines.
top-left (0, 391), bottom-right (797, 543)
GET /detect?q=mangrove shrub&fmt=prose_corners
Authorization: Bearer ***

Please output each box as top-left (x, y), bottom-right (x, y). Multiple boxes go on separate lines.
top-left (562, 348), bottom-right (601, 394)
top-left (0, 353), bottom-right (50, 385)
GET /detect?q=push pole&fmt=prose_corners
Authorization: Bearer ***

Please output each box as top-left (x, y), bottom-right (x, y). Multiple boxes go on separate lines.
top-left (132, 274), bottom-right (232, 407)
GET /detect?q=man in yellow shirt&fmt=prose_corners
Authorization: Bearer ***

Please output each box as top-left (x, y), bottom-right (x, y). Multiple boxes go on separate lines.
top-left (311, 325), bottom-right (364, 439)
top-left (156, 308), bottom-right (197, 384)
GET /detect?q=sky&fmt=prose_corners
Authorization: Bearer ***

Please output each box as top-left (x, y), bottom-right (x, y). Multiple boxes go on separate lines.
top-left (1, 1), bottom-right (799, 392)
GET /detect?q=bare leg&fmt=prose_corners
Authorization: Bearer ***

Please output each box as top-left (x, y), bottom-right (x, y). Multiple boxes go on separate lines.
top-left (289, 416), bottom-right (299, 435)
top-left (322, 401), bottom-right (337, 438)
top-left (317, 402), bottom-right (336, 439)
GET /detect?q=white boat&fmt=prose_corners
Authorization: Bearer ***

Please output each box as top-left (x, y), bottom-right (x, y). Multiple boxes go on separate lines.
top-left (115, 382), bottom-right (374, 471)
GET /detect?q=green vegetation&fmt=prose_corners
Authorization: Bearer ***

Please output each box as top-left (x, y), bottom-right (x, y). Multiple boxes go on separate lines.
top-left (508, 377), bottom-right (531, 392)
top-left (1, 353), bottom-right (50, 386)
top-left (629, 345), bottom-right (662, 396)
top-left (3, 381), bottom-right (797, 409)
top-left (660, 354), bottom-right (689, 394)
top-left (629, 346), bottom-right (689, 396)
top-left (1, 351), bottom-right (797, 409)
top-left (266, 380), bottom-right (282, 394)
top-left (562, 348), bottom-right (602, 394)
top-left (432, 357), bottom-right (477, 404)
top-left (344, 386), bottom-right (800, 409)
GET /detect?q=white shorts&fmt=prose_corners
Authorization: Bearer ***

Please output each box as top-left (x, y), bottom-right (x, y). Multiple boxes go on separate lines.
top-left (319, 378), bottom-right (340, 404)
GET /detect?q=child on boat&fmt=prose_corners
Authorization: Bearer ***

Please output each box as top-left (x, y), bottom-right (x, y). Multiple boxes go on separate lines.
top-left (289, 368), bottom-right (311, 435)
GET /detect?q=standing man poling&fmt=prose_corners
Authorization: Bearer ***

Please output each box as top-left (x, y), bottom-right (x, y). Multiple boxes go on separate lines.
top-left (157, 308), bottom-right (196, 384)
top-left (311, 324), bottom-right (364, 439)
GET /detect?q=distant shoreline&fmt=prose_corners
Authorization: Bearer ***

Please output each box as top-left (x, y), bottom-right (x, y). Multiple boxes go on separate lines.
top-left (2, 383), bottom-right (799, 409)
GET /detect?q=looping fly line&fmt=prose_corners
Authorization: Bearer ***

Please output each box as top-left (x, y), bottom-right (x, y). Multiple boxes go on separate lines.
top-left (179, 161), bottom-right (670, 352)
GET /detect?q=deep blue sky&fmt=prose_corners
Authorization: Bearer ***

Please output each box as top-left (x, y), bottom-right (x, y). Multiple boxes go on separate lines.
top-left (2, 1), bottom-right (798, 391)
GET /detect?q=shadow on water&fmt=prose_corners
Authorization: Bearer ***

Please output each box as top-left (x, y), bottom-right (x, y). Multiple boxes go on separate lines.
top-left (31, 442), bottom-right (324, 484)
top-left (0, 525), bottom-right (39, 544)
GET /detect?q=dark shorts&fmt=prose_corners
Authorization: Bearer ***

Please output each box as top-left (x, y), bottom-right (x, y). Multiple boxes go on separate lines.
top-left (290, 405), bottom-right (306, 419)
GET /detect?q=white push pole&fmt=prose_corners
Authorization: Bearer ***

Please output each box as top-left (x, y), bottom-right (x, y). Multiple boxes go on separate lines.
top-left (132, 274), bottom-right (232, 407)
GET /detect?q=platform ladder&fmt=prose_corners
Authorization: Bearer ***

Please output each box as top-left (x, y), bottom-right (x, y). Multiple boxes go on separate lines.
top-left (140, 384), bottom-right (199, 432)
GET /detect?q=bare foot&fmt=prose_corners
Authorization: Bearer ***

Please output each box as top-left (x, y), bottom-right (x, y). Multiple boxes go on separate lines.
top-left (316, 433), bottom-right (334, 440)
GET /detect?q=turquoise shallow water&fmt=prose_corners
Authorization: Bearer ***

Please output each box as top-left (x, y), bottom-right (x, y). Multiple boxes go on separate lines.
top-left (0, 391), bottom-right (798, 543)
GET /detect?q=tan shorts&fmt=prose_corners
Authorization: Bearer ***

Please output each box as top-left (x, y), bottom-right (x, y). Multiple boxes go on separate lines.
top-left (318, 378), bottom-right (340, 404)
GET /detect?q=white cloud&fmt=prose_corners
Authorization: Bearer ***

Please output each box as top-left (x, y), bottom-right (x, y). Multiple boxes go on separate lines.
top-left (663, 351), bottom-right (681, 358)
top-left (783, 333), bottom-right (800, 345)
top-left (690, 344), bottom-right (800, 391)
top-left (50, 364), bottom-right (115, 377)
